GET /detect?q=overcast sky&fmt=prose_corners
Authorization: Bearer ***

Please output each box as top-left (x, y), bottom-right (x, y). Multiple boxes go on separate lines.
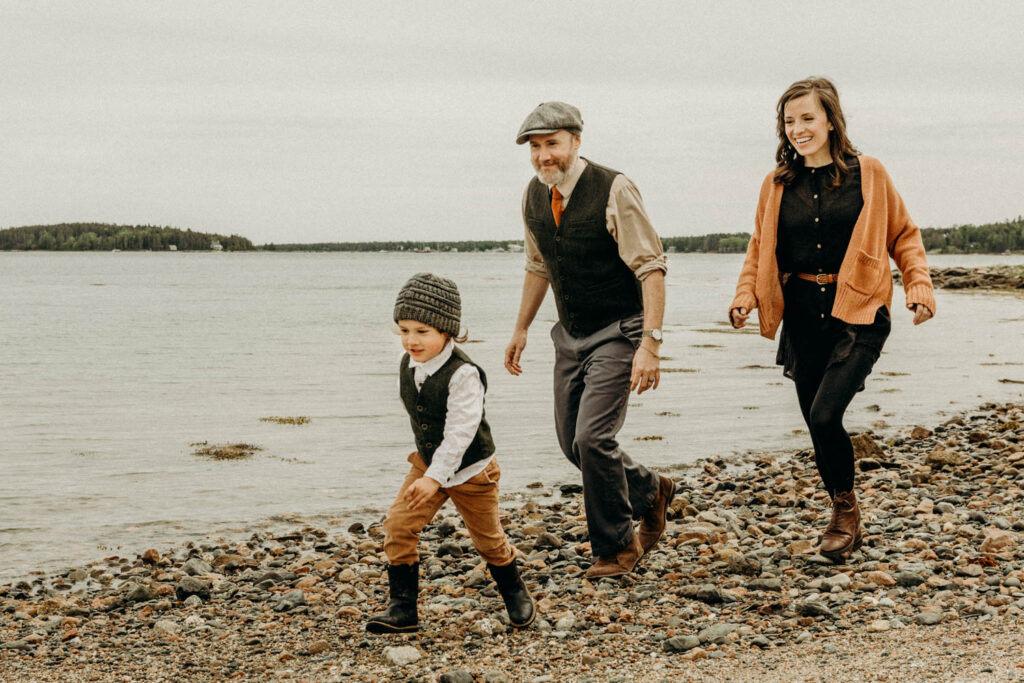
top-left (3, 1), bottom-right (1023, 244)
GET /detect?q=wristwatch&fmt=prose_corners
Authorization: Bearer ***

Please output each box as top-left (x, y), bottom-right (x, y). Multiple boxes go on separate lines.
top-left (641, 329), bottom-right (663, 342)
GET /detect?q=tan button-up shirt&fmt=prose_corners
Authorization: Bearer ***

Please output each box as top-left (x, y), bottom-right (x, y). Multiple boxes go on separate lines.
top-left (521, 157), bottom-right (668, 281)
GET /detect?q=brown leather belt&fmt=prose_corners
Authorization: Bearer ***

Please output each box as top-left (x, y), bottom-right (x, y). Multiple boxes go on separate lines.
top-left (794, 272), bottom-right (838, 284)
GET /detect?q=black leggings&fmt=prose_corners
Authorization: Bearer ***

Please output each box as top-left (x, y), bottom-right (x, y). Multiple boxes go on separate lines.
top-left (793, 345), bottom-right (878, 496)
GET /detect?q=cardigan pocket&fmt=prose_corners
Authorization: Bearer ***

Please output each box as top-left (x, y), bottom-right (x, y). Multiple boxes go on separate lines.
top-left (847, 249), bottom-right (882, 294)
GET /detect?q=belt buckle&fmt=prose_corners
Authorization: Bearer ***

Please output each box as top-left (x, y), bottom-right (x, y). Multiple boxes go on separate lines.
top-left (815, 273), bottom-right (829, 285)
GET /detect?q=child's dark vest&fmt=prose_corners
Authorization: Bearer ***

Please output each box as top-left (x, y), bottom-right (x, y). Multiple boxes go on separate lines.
top-left (524, 158), bottom-right (644, 337)
top-left (399, 347), bottom-right (495, 471)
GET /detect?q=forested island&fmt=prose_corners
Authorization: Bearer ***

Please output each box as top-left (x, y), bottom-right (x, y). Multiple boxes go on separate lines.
top-left (3, 216), bottom-right (1021, 254)
top-left (0, 223), bottom-right (254, 251)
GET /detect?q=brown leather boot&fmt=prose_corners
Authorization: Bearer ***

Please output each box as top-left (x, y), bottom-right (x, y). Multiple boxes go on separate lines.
top-left (638, 475), bottom-right (676, 553)
top-left (585, 533), bottom-right (643, 579)
top-left (819, 490), bottom-right (863, 562)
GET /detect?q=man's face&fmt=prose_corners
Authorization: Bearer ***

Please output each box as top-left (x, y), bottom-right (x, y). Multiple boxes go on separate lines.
top-left (529, 130), bottom-right (580, 186)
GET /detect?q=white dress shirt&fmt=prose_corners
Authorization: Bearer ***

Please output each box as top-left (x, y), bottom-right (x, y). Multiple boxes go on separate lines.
top-left (405, 339), bottom-right (493, 487)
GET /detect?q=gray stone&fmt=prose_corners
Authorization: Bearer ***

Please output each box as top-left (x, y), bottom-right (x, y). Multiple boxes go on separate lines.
top-left (796, 599), bottom-right (834, 618)
top-left (273, 589), bottom-right (306, 612)
top-left (175, 576), bottom-right (211, 602)
top-left (895, 572), bottom-right (925, 587)
top-left (746, 577), bottom-right (783, 592)
top-left (695, 583), bottom-right (724, 604)
top-left (384, 645), bottom-right (421, 666)
top-left (534, 532), bottom-right (564, 549)
top-left (182, 558), bottom-right (214, 576)
top-left (914, 612), bottom-right (943, 626)
top-left (125, 583), bottom-right (158, 603)
top-left (662, 635), bottom-right (701, 652)
top-left (750, 635), bottom-right (771, 649)
top-left (698, 623), bottom-right (738, 644)
top-left (153, 620), bottom-right (180, 636)
top-left (483, 673), bottom-right (512, 683)
top-left (727, 553), bottom-right (761, 576)
top-left (440, 671), bottom-right (475, 683)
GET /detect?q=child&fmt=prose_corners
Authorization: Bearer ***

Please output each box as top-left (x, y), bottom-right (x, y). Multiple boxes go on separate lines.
top-left (366, 272), bottom-right (535, 633)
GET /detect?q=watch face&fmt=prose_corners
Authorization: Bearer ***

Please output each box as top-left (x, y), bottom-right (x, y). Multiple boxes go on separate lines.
top-left (652, 329), bottom-right (663, 341)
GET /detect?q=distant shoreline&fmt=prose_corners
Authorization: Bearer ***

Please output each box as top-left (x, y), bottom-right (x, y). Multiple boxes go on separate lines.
top-left (3, 216), bottom-right (1022, 254)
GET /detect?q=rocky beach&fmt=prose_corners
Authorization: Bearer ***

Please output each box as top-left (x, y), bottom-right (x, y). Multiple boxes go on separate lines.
top-left (894, 265), bottom-right (1024, 291)
top-left (2, 402), bottom-right (1023, 681)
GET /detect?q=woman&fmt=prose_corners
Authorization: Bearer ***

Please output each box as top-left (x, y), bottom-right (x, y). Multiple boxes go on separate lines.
top-left (728, 77), bottom-right (935, 563)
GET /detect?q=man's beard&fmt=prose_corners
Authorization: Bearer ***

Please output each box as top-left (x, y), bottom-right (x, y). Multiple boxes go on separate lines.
top-left (534, 154), bottom-right (576, 186)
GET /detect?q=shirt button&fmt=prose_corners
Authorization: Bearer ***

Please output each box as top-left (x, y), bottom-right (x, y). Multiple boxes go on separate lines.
top-left (816, 244), bottom-right (822, 249)
top-left (820, 313), bottom-right (825, 319)
top-left (814, 217), bottom-right (820, 223)
top-left (818, 268), bottom-right (823, 273)
top-left (820, 287), bottom-right (826, 292)
top-left (814, 194), bottom-right (819, 199)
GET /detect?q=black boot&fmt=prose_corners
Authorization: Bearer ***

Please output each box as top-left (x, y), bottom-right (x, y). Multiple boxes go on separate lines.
top-left (487, 560), bottom-right (535, 629)
top-left (365, 563), bottom-right (419, 633)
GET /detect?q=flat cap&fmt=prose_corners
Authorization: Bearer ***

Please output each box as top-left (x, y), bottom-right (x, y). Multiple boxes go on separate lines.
top-left (515, 101), bottom-right (583, 145)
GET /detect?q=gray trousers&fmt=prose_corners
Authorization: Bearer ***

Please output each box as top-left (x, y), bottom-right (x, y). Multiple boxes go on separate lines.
top-left (550, 313), bottom-right (659, 556)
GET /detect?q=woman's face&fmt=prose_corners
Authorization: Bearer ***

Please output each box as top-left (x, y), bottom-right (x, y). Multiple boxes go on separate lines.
top-left (783, 93), bottom-right (834, 167)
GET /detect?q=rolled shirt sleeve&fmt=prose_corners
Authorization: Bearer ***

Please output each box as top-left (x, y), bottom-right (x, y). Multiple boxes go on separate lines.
top-left (422, 363), bottom-right (486, 487)
top-left (607, 174), bottom-right (667, 280)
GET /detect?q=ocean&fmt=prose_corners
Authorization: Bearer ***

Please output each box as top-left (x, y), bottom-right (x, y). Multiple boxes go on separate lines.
top-left (1, 251), bottom-right (1022, 581)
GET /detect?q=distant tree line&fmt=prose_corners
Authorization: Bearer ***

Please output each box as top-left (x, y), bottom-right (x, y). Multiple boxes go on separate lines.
top-left (920, 217), bottom-right (1024, 253)
top-left (0, 223), bottom-right (254, 251)
top-left (661, 233), bottom-right (751, 253)
top-left (262, 240), bottom-right (520, 252)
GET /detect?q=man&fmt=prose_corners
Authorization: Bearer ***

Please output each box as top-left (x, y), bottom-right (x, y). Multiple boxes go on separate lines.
top-left (504, 101), bottom-right (675, 579)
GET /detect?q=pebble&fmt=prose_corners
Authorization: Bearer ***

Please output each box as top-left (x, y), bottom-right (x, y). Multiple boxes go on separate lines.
top-left (384, 645), bottom-right (421, 666)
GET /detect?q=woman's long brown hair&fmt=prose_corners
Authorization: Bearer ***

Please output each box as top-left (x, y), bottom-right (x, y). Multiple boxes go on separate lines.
top-left (773, 77), bottom-right (859, 190)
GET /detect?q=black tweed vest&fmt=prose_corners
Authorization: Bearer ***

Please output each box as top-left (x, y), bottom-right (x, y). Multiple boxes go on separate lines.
top-left (399, 347), bottom-right (495, 471)
top-left (524, 159), bottom-right (643, 336)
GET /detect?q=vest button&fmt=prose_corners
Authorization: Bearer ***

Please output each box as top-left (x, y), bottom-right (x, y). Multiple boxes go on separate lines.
top-left (563, 294), bottom-right (570, 300)
top-left (425, 442), bottom-right (434, 449)
top-left (416, 406), bottom-right (423, 412)
top-left (421, 424), bottom-right (429, 430)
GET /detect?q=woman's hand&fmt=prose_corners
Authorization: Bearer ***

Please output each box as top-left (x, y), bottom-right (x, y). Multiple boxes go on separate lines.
top-left (908, 303), bottom-right (933, 326)
top-left (403, 476), bottom-right (441, 510)
top-left (729, 307), bottom-right (749, 329)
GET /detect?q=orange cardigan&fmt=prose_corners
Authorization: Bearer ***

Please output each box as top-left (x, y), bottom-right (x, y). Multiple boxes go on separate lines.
top-left (730, 155), bottom-right (936, 339)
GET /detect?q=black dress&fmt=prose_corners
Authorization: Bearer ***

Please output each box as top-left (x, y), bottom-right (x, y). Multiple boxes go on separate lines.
top-left (775, 157), bottom-right (890, 384)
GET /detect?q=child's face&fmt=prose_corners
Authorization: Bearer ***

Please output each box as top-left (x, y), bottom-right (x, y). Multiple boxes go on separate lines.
top-left (397, 319), bottom-right (448, 363)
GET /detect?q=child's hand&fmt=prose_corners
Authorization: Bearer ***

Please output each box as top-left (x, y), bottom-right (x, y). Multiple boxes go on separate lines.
top-left (403, 476), bottom-right (441, 510)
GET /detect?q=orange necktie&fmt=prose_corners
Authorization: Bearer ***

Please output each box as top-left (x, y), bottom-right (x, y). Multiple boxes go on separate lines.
top-left (551, 186), bottom-right (564, 227)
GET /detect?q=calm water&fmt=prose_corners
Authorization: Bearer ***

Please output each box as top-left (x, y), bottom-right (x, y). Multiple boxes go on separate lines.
top-left (2, 251), bottom-right (1022, 581)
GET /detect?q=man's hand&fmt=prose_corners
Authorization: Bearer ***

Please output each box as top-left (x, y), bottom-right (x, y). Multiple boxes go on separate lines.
top-left (908, 302), bottom-right (933, 326)
top-left (402, 476), bottom-right (441, 511)
top-left (729, 307), bottom-right (749, 329)
top-left (504, 330), bottom-right (528, 376)
top-left (630, 340), bottom-right (661, 395)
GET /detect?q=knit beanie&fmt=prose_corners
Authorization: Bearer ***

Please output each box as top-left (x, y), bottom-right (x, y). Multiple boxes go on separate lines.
top-left (393, 273), bottom-right (462, 337)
